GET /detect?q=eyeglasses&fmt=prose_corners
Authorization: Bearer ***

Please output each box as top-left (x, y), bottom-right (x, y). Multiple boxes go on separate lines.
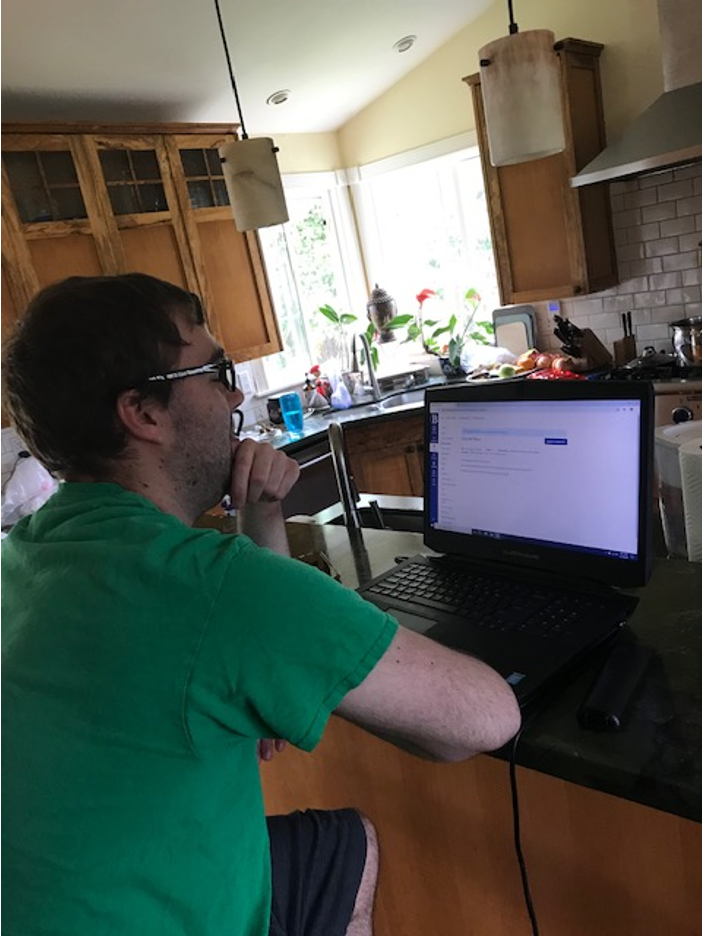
top-left (146, 358), bottom-right (236, 392)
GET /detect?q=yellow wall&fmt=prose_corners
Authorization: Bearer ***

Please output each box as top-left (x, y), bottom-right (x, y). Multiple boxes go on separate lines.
top-left (280, 0), bottom-right (662, 172)
top-left (275, 132), bottom-right (342, 173)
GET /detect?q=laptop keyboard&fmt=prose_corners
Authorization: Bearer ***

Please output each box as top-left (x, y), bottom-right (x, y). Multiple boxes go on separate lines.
top-left (366, 561), bottom-right (611, 642)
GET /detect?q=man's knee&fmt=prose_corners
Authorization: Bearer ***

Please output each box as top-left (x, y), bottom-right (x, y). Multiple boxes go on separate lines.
top-left (346, 811), bottom-right (379, 936)
top-left (358, 812), bottom-right (378, 873)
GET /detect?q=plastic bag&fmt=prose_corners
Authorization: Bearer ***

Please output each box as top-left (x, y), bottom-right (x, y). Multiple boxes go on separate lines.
top-left (459, 344), bottom-right (517, 372)
top-left (1, 453), bottom-right (59, 527)
top-left (328, 370), bottom-right (353, 410)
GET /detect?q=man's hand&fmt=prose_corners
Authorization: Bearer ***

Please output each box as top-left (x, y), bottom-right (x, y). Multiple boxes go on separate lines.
top-left (257, 739), bottom-right (287, 763)
top-left (229, 439), bottom-right (300, 509)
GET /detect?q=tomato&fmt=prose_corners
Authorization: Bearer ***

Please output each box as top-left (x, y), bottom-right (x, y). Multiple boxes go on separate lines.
top-left (526, 368), bottom-right (585, 380)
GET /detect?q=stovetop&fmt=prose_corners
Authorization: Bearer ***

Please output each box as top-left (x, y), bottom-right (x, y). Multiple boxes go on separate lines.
top-left (606, 363), bottom-right (702, 382)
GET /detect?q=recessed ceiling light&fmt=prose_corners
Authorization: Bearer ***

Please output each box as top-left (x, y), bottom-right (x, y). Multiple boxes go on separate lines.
top-left (266, 89), bottom-right (291, 106)
top-left (393, 35), bottom-right (417, 53)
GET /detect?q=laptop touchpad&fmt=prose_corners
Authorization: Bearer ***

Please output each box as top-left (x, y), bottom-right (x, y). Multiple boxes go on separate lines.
top-left (392, 609), bottom-right (441, 637)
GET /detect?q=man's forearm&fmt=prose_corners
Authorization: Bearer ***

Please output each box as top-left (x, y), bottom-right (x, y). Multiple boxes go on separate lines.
top-left (238, 501), bottom-right (290, 555)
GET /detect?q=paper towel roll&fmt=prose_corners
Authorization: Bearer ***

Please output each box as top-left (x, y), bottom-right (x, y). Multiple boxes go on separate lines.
top-left (679, 439), bottom-right (702, 563)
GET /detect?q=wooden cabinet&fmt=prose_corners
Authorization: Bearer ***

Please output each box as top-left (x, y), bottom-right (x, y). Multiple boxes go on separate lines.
top-left (344, 412), bottom-right (424, 498)
top-left (1, 123), bottom-right (282, 362)
top-left (262, 717), bottom-right (701, 936)
top-left (464, 39), bottom-right (618, 303)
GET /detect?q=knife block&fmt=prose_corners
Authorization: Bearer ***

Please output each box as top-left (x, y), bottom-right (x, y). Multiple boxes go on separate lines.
top-left (580, 329), bottom-right (614, 369)
top-left (613, 336), bottom-right (637, 367)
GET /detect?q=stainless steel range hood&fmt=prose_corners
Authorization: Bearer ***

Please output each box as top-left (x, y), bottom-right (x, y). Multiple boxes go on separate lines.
top-left (571, 0), bottom-right (702, 188)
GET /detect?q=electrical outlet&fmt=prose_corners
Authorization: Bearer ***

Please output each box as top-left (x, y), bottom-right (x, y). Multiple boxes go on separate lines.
top-left (237, 370), bottom-right (254, 395)
top-left (547, 300), bottom-right (561, 317)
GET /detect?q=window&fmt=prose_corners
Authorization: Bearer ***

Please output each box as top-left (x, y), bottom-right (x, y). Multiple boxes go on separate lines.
top-left (354, 135), bottom-right (499, 322)
top-left (252, 172), bottom-right (366, 394)
top-left (253, 136), bottom-right (499, 394)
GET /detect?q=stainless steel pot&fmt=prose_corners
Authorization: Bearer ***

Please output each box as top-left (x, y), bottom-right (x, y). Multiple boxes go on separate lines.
top-left (670, 316), bottom-right (702, 366)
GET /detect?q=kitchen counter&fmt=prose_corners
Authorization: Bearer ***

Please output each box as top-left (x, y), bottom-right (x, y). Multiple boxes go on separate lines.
top-left (257, 519), bottom-right (702, 936)
top-left (284, 520), bottom-right (702, 823)
top-left (261, 376), bottom-right (448, 454)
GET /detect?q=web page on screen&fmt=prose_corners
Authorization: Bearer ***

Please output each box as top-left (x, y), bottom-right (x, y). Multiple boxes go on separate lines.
top-left (428, 400), bottom-right (642, 558)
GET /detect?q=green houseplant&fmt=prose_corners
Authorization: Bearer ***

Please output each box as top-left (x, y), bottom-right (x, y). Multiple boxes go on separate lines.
top-left (316, 303), bottom-right (393, 373)
top-left (395, 288), bottom-right (494, 376)
top-left (315, 303), bottom-right (359, 373)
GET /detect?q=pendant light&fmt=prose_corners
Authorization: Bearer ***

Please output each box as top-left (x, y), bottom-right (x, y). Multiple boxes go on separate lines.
top-left (213, 0), bottom-right (289, 231)
top-left (478, 0), bottom-right (565, 167)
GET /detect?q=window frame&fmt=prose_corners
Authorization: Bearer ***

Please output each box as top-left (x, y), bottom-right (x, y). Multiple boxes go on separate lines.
top-left (249, 170), bottom-right (367, 396)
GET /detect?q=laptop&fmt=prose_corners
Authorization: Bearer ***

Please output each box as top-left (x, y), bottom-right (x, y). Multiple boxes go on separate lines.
top-left (357, 379), bottom-right (654, 707)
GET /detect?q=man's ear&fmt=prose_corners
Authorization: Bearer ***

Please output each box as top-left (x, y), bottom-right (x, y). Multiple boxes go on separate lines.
top-left (116, 389), bottom-right (169, 443)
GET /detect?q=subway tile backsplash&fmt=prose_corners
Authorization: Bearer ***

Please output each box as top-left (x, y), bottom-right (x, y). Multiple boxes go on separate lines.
top-left (532, 161), bottom-right (702, 354)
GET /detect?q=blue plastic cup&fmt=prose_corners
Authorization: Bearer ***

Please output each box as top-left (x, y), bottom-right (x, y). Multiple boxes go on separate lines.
top-left (279, 392), bottom-right (305, 439)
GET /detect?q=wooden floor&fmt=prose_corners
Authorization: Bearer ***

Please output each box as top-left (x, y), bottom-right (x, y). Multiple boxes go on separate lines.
top-left (262, 717), bottom-right (702, 936)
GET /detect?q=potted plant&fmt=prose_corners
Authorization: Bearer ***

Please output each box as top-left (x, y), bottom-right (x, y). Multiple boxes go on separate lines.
top-left (315, 303), bottom-right (359, 373)
top-left (393, 288), bottom-right (494, 378)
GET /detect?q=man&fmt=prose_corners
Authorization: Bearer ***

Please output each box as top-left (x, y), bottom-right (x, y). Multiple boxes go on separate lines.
top-left (2, 273), bottom-right (520, 936)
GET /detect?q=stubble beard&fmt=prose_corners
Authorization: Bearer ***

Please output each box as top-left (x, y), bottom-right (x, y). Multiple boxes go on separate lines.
top-left (170, 406), bottom-right (234, 519)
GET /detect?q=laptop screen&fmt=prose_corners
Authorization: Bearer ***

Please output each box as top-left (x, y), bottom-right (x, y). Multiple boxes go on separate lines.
top-left (424, 380), bottom-right (654, 587)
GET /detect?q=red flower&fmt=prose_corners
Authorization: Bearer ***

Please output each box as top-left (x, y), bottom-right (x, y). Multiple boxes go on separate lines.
top-left (416, 289), bottom-right (436, 306)
top-left (309, 364), bottom-right (321, 376)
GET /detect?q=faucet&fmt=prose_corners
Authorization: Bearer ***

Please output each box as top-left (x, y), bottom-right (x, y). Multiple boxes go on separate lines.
top-left (356, 332), bottom-right (382, 402)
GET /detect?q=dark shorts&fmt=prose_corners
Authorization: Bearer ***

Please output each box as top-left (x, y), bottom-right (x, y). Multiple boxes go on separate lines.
top-left (267, 808), bottom-right (368, 936)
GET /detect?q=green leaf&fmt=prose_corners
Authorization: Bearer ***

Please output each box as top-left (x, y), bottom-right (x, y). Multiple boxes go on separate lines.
top-left (476, 320), bottom-right (494, 333)
top-left (371, 347), bottom-right (379, 370)
top-left (430, 325), bottom-right (452, 339)
top-left (339, 313), bottom-right (358, 326)
top-left (317, 304), bottom-right (340, 325)
top-left (448, 337), bottom-right (462, 366)
top-left (423, 319), bottom-right (439, 327)
top-left (385, 314), bottom-right (414, 328)
top-left (464, 288), bottom-right (480, 304)
top-left (365, 322), bottom-right (376, 342)
top-left (447, 314), bottom-right (458, 331)
top-left (406, 323), bottom-right (422, 342)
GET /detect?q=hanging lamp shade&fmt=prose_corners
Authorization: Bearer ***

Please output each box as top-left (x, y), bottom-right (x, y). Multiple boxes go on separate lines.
top-left (219, 137), bottom-right (289, 231)
top-left (478, 29), bottom-right (565, 167)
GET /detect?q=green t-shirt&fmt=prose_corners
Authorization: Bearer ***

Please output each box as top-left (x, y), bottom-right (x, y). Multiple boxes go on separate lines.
top-left (2, 482), bottom-right (397, 936)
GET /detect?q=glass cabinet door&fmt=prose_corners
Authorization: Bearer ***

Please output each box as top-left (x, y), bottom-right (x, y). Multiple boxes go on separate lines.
top-left (3, 148), bottom-right (88, 223)
top-left (179, 146), bottom-right (230, 210)
top-left (98, 146), bottom-right (168, 216)
top-left (90, 135), bottom-right (193, 290)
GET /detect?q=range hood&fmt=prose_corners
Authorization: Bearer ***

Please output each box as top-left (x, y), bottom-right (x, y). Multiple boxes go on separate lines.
top-left (572, 0), bottom-right (702, 188)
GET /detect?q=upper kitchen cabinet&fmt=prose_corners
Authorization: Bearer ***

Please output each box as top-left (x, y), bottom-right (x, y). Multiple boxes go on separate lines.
top-left (1, 123), bottom-right (282, 362)
top-left (465, 39), bottom-right (618, 303)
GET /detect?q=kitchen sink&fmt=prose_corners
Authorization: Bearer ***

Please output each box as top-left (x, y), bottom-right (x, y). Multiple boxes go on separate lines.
top-left (376, 388), bottom-right (426, 410)
top-left (327, 506), bottom-right (424, 532)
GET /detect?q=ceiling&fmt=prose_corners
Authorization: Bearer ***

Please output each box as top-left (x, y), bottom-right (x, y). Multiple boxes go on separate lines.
top-left (1, 0), bottom-right (492, 133)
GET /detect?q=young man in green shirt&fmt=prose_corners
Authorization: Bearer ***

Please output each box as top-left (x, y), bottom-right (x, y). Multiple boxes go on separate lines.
top-left (1, 273), bottom-right (520, 935)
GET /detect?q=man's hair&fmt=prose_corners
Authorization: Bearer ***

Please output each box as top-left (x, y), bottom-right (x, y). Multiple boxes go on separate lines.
top-left (2, 273), bottom-right (207, 478)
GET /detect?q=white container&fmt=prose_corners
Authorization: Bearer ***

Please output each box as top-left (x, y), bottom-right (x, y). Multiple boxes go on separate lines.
top-left (654, 422), bottom-right (702, 559)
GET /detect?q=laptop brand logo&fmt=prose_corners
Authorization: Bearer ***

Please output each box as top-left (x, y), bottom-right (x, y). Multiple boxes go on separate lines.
top-left (504, 549), bottom-right (540, 562)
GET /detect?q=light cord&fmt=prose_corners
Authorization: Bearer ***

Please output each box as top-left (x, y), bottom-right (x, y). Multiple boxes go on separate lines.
top-left (213, 0), bottom-right (249, 139)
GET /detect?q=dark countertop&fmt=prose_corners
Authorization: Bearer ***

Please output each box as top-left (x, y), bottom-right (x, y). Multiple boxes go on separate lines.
top-left (263, 377), bottom-right (448, 454)
top-left (284, 520), bottom-right (702, 824)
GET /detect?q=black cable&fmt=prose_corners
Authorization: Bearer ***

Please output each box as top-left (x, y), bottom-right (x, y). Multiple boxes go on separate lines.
top-left (213, 0), bottom-right (249, 139)
top-left (509, 729), bottom-right (540, 936)
top-left (507, 0), bottom-right (519, 34)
